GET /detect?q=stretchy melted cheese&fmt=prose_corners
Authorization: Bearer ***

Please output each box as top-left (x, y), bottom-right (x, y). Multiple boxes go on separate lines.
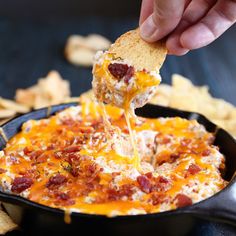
top-left (0, 102), bottom-right (227, 216)
top-left (92, 51), bottom-right (162, 171)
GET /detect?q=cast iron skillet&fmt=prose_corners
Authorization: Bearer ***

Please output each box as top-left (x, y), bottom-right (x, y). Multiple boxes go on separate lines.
top-left (0, 103), bottom-right (236, 236)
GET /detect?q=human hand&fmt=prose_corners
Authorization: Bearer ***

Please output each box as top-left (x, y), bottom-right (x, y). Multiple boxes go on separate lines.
top-left (139, 0), bottom-right (236, 55)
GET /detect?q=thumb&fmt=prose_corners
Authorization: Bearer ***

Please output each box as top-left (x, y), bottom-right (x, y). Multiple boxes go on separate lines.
top-left (140, 0), bottom-right (187, 42)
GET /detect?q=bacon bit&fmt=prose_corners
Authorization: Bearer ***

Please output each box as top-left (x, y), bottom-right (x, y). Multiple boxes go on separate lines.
top-left (124, 66), bottom-right (135, 84)
top-left (47, 143), bottom-right (56, 150)
top-left (23, 169), bottom-right (40, 179)
top-left (55, 192), bottom-right (75, 206)
top-left (87, 163), bottom-right (97, 175)
top-left (187, 164), bottom-right (201, 175)
top-left (119, 184), bottom-right (134, 197)
top-left (170, 154), bottom-right (179, 162)
top-left (46, 174), bottom-right (67, 189)
top-left (0, 168), bottom-right (6, 174)
top-left (78, 126), bottom-right (94, 133)
top-left (28, 150), bottom-right (43, 160)
top-left (36, 153), bottom-right (48, 163)
top-left (145, 172), bottom-right (153, 179)
top-left (180, 139), bottom-right (191, 147)
top-left (107, 188), bottom-right (119, 201)
top-left (61, 119), bottom-right (75, 126)
top-left (158, 176), bottom-right (169, 184)
top-left (64, 146), bottom-right (81, 153)
top-left (107, 184), bottom-right (134, 201)
top-left (111, 172), bottom-right (121, 179)
top-left (159, 137), bottom-right (171, 145)
top-left (151, 193), bottom-right (167, 205)
top-left (175, 194), bottom-right (192, 208)
top-left (91, 121), bottom-right (103, 130)
top-left (57, 192), bottom-right (70, 201)
top-left (137, 175), bottom-right (152, 193)
top-left (54, 151), bottom-right (63, 159)
top-left (152, 176), bottom-right (169, 192)
top-left (202, 149), bottom-right (211, 156)
top-left (108, 63), bottom-right (129, 80)
top-left (70, 167), bottom-right (79, 177)
top-left (23, 147), bottom-right (32, 155)
top-left (11, 177), bottom-right (33, 193)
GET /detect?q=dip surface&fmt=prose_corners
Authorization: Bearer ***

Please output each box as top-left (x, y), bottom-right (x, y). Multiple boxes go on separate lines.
top-left (0, 102), bottom-right (227, 216)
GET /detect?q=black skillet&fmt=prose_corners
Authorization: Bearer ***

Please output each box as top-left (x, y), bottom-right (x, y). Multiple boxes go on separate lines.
top-left (0, 103), bottom-right (236, 236)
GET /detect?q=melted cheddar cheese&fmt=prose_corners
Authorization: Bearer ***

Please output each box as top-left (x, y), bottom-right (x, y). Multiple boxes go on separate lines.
top-left (92, 52), bottom-right (161, 172)
top-left (0, 101), bottom-right (227, 216)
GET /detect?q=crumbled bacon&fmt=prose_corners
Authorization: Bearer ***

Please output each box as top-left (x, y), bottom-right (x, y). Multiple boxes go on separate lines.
top-left (152, 176), bottom-right (170, 192)
top-left (78, 126), bottom-right (94, 133)
top-left (107, 184), bottom-right (134, 201)
top-left (23, 169), bottom-right (40, 179)
top-left (145, 172), bottom-right (153, 179)
top-left (124, 66), bottom-right (135, 84)
top-left (159, 137), bottom-right (171, 145)
top-left (180, 138), bottom-right (191, 147)
top-left (64, 145), bottom-right (82, 153)
top-left (28, 150), bottom-right (43, 161)
top-left (175, 194), bottom-right (192, 208)
top-left (54, 192), bottom-right (75, 206)
top-left (108, 63), bottom-right (134, 81)
top-left (158, 176), bottom-right (169, 184)
top-left (187, 164), bottom-right (201, 175)
top-left (151, 193), bottom-right (167, 205)
top-left (137, 175), bottom-right (152, 193)
top-left (0, 168), bottom-right (6, 174)
top-left (202, 149), bottom-right (211, 156)
top-left (170, 154), bottom-right (179, 162)
top-left (23, 147), bottom-right (32, 155)
top-left (56, 192), bottom-right (70, 201)
top-left (46, 174), bottom-right (67, 189)
top-left (11, 177), bottom-right (33, 193)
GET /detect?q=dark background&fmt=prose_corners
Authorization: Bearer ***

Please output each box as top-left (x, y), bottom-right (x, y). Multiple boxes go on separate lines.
top-left (0, 0), bottom-right (235, 105)
top-left (0, 0), bottom-right (236, 235)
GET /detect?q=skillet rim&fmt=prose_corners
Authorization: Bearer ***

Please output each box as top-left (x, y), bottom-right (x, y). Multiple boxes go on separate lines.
top-left (0, 102), bottom-right (235, 220)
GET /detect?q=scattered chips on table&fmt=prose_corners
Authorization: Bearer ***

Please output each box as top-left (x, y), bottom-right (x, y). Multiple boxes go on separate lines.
top-left (0, 208), bottom-right (17, 235)
top-left (15, 70), bottom-right (71, 109)
top-left (150, 74), bottom-right (236, 137)
top-left (65, 34), bottom-right (111, 67)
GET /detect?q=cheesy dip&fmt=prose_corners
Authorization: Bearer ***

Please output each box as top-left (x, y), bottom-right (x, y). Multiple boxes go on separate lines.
top-left (0, 102), bottom-right (227, 216)
top-left (92, 51), bottom-right (161, 111)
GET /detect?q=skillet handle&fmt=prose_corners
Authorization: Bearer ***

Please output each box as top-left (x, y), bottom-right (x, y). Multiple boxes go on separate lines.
top-left (187, 179), bottom-right (236, 226)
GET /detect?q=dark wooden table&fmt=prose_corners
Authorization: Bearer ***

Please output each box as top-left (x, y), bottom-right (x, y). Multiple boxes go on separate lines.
top-left (0, 17), bottom-right (235, 105)
top-left (0, 15), bottom-right (235, 236)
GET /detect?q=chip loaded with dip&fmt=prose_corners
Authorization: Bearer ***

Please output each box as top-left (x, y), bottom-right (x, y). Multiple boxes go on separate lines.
top-left (92, 29), bottom-right (166, 111)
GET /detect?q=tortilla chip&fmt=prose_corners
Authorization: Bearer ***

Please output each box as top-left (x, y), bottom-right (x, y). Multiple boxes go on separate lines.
top-left (0, 210), bottom-right (17, 234)
top-left (66, 46), bottom-right (95, 67)
top-left (0, 118), bottom-right (10, 126)
top-left (0, 109), bottom-right (16, 119)
top-left (0, 97), bottom-right (30, 113)
top-left (65, 34), bottom-right (111, 67)
top-left (150, 74), bottom-right (236, 137)
top-left (109, 28), bottom-right (167, 71)
top-left (15, 71), bottom-right (70, 109)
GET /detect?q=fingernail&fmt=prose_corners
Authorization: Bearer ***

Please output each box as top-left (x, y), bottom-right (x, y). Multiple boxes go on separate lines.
top-left (140, 15), bottom-right (158, 42)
